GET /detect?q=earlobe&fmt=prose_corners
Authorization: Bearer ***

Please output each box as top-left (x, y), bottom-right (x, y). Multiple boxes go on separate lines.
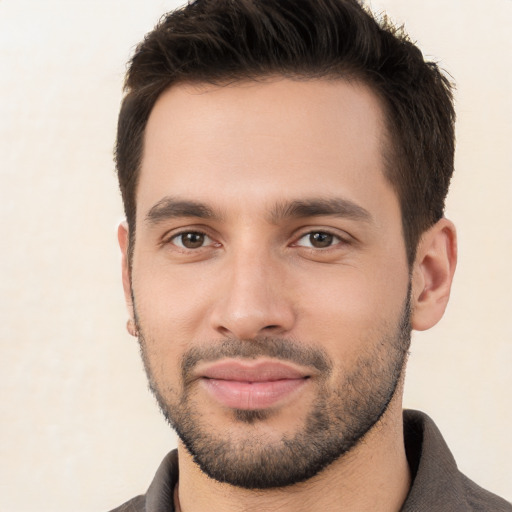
top-left (411, 218), bottom-right (457, 331)
top-left (117, 221), bottom-right (135, 320)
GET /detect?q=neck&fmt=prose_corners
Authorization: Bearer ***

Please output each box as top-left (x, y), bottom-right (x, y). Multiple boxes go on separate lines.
top-left (176, 393), bottom-right (410, 512)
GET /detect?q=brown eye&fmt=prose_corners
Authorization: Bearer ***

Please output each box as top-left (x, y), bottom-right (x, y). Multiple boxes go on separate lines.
top-left (309, 232), bottom-right (334, 248)
top-left (296, 231), bottom-right (340, 249)
top-left (172, 232), bottom-right (210, 249)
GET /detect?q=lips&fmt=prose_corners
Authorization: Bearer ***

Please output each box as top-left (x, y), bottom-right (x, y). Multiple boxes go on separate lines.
top-left (197, 360), bottom-right (310, 410)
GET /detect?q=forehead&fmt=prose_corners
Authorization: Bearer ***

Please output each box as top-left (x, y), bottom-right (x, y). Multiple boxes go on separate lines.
top-left (137, 78), bottom-right (395, 221)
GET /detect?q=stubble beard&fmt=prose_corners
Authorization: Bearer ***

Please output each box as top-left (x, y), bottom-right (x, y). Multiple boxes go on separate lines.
top-left (134, 292), bottom-right (411, 490)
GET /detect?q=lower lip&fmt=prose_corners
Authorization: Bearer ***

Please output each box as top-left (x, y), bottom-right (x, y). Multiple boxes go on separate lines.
top-left (201, 378), bottom-right (308, 410)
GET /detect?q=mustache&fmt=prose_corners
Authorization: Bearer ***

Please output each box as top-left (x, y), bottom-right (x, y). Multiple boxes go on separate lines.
top-left (181, 337), bottom-right (333, 382)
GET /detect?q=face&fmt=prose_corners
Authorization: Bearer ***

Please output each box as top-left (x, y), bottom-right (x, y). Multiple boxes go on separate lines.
top-left (123, 78), bottom-right (412, 488)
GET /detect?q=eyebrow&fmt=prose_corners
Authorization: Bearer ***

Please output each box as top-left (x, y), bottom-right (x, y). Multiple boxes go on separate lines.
top-left (269, 198), bottom-right (372, 224)
top-left (145, 197), bottom-right (220, 225)
top-left (144, 196), bottom-right (372, 226)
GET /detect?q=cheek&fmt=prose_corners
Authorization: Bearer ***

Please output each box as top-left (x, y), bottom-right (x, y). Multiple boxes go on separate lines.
top-left (132, 260), bottom-right (217, 344)
top-left (294, 263), bottom-right (408, 356)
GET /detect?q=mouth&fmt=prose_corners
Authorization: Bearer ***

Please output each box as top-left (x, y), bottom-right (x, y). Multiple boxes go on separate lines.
top-left (197, 359), bottom-right (311, 410)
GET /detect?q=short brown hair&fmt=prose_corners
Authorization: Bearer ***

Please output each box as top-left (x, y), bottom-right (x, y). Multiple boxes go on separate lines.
top-left (116, 0), bottom-right (455, 264)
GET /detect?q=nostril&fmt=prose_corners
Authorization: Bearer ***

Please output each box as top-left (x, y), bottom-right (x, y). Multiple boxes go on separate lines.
top-left (217, 326), bottom-right (232, 336)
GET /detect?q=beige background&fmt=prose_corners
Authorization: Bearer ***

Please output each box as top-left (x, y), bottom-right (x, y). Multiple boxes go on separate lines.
top-left (1, 0), bottom-right (510, 510)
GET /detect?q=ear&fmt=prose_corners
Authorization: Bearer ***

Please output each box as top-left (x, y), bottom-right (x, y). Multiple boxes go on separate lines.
top-left (117, 221), bottom-right (134, 320)
top-left (410, 218), bottom-right (457, 331)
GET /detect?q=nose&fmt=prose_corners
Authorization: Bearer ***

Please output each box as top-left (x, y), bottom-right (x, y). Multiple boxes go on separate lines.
top-left (210, 248), bottom-right (296, 340)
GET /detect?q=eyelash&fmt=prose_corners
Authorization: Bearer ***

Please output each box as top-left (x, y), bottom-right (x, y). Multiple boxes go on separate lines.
top-left (165, 230), bottom-right (218, 250)
top-left (293, 230), bottom-right (347, 250)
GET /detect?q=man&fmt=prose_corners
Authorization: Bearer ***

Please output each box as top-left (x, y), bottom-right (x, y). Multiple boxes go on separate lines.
top-left (111, 0), bottom-right (511, 510)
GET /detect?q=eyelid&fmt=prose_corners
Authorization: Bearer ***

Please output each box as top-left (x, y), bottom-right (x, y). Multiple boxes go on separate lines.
top-left (162, 226), bottom-right (220, 249)
top-left (291, 228), bottom-right (351, 248)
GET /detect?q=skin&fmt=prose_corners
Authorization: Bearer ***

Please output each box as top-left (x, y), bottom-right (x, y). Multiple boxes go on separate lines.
top-left (119, 78), bottom-right (457, 512)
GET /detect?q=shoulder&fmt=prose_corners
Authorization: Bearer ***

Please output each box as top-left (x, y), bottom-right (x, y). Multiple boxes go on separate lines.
top-left (402, 410), bottom-right (512, 511)
top-left (460, 473), bottom-right (512, 512)
top-left (108, 494), bottom-right (146, 512)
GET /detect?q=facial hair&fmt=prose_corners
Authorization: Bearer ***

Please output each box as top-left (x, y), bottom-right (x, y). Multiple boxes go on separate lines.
top-left (135, 290), bottom-right (411, 489)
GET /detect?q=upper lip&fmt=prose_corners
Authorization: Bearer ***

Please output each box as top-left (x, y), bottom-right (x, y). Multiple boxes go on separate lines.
top-left (197, 359), bottom-right (310, 382)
